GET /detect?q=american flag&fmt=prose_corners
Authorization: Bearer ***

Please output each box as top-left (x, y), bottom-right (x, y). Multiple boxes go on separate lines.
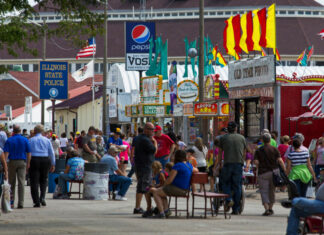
top-left (307, 84), bottom-right (324, 117)
top-left (76, 37), bottom-right (96, 60)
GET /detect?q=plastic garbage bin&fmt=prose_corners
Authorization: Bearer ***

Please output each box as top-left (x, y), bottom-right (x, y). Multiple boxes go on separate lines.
top-left (83, 163), bottom-right (109, 200)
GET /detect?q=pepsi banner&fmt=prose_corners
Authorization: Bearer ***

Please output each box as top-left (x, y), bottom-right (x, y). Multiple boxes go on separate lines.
top-left (125, 21), bottom-right (155, 71)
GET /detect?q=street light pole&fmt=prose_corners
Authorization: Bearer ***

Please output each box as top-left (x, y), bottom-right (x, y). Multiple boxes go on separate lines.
top-left (102, 0), bottom-right (108, 135)
top-left (41, 19), bottom-right (46, 126)
top-left (199, 0), bottom-right (208, 144)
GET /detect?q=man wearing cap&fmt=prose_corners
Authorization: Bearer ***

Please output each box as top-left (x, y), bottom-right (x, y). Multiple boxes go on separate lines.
top-left (82, 126), bottom-right (101, 162)
top-left (153, 125), bottom-right (175, 168)
top-left (132, 122), bottom-right (157, 214)
top-left (101, 146), bottom-right (132, 201)
top-left (107, 129), bottom-right (124, 151)
top-left (214, 121), bottom-right (246, 215)
top-left (75, 130), bottom-right (85, 154)
top-left (29, 124), bottom-right (55, 207)
top-left (3, 125), bottom-right (31, 209)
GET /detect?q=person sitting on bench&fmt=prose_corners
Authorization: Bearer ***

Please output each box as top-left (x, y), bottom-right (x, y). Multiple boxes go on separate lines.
top-left (284, 183), bottom-right (324, 235)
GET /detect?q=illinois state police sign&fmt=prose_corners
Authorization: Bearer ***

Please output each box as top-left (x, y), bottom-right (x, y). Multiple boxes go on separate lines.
top-left (39, 61), bottom-right (68, 100)
top-left (125, 22), bottom-right (155, 71)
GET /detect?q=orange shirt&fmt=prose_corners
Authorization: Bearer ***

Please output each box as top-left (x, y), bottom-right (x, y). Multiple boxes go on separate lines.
top-left (188, 156), bottom-right (197, 168)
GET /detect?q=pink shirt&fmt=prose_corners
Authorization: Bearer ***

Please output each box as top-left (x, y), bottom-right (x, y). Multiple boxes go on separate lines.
top-left (316, 146), bottom-right (324, 166)
top-left (119, 141), bottom-right (130, 161)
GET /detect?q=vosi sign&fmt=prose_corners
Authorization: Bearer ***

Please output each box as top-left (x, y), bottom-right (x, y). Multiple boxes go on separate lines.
top-left (125, 22), bottom-right (155, 71)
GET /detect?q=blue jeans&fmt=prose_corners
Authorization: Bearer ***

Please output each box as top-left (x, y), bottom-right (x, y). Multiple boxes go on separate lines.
top-left (287, 197), bottom-right (324, 235)
top-left (294, 179), bottom-right (310, 198)
top-left (109, 174), bottom-right (132, 197)
top-left (221, 163), bottom-right (243, 213)
top-left (58, 173), bottom-right (73, 195)
top-left (156, 155), bottom-right (169, 169)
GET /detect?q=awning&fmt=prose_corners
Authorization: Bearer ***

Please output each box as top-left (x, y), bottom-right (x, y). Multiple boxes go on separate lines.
top-left (286, 112), bottom-right (324, 121)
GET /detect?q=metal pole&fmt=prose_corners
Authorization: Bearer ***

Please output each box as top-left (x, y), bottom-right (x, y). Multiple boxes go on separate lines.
top-left (102, 0), bottom-right (108, 135)
top-left (41, 19), bottom-right (46, 126)
top-left (51, 99), bottom-right (55, 132)
top-left (274, 55), bottom-right (281, 141)
top-left (199, 0), bottom-right (208, 144)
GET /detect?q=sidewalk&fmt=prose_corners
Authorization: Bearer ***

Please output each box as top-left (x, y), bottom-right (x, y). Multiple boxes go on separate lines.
top-left (0, 183), bottom-right (291, 235)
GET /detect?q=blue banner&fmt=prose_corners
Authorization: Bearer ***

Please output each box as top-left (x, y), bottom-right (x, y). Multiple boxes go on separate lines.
top-left (125, 22), bottom-right (155, 54)
top-left (39, 61), bottom-right (68, 100)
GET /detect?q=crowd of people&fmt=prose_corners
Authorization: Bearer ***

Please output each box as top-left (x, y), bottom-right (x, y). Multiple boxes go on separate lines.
top-left (0, 121), bottom-right (323, 234)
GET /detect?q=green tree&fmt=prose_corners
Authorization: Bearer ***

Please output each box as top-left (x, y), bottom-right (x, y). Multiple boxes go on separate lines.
top-left (0, 0), bottom-right (106, 73)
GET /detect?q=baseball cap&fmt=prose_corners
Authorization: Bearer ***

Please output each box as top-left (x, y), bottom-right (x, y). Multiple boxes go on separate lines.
top-left (109, 145), bottom-right (120, 153)
top-left (76, 131), bottom-right (80, 135)
top-left (116, 128), bottom-right (121, 133)
top-left (154, 125), bottom-right (162, 132)
top-left (52, 134), bottom-right (56, 138)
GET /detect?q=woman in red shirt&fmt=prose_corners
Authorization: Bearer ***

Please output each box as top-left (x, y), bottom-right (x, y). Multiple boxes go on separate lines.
top-left (278, 135), bottom-right (290, 162)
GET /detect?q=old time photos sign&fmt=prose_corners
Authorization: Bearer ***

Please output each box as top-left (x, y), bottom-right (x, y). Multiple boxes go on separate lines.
top-left (228, 56), bottom-right (275, 89)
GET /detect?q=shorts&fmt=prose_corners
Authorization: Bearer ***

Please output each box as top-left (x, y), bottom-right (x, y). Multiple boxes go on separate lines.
top-left (135, 166), bottom-right (152, 194)
top-left (197, 166), bottom-right (207, 173)
top-left (163, 184), bottom-right (188, 197)
top-left (208, 164), bottom-right (214, 177)
top-left (123, 160), bottom-right (129, 164)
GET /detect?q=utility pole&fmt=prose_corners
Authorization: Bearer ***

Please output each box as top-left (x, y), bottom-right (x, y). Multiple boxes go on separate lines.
top-left (102, 0), bottom-right (108, 135)
top-left (41, 19), bottom-right (46, 126)
top-left (199, 0), bottom-right (208, 144)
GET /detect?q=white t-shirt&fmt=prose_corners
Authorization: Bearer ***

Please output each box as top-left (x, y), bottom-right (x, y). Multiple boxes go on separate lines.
top-left (192, 145), bottom-right (208, 168)
top-left (59, 137), bottom-right (68, 147)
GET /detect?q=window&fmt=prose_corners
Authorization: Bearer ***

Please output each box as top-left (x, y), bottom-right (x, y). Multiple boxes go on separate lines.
top-left (127, 14), bottom-right (132, 17)
top-left (298, 11), bottom-right (304, 15)
top-left (217, 11), bottom-right (224, 15)
top-left (204, 12), bottom-right (208, 16)
top-left (279, 11), bottom-right (286, 15)
top-left (95, 63), bottom-right (99, 73)
top-left (305, 11), bottom-right (311, 15)
top-left (209, 12), bottom-right (215, 15)
top-left (316, 61), bottom-right (324, 66)
top-left (225, 11), bottom-right (231, 15)
top-left (120, 14), bottom-right (126, 18)
top-left (100, 63), bottom-right (103, 73)
top-left (313, 11), bottom-right (319, 15)
top-left (33, 64), bottom-right (39, 72)
top-left (187, 12), bottom-right (193, 16)
top-left (157, 13), bottom-right (163, 17)
top-left (112, 14), bottom-right (118, 18)
top-left (41, 17), bottom-right (47, 20)
top-left (55, 16), bottom-right (61, 20)
top-left (288, 11), bottom-right (295, 15)
top-left (22, 64), bottom-right (29, 71)
top-left (76, 63), bottom-right (81, 70)
top-left (172, 13), bottom-right (177, 16)
top-left (164, 13), bottom-right (170, 16)
top-left (288, 61), bottom-right (297, 66)
top-left (194, 12), bottom-right (199, 16)
top-left (35, 17), bottom-right (40, 20)
top-left (179, 12), bottom-right (185, 16)
top-left (68, 64), bottom-right (72, 73)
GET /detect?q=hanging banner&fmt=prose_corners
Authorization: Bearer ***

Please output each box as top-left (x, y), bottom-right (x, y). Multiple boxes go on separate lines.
top-left (219, 102), bottom-right (230, 116)
top-left (140, 75), bottom-right (162, 104)
top-left (177, 80), bottom-right (199, 103)
top-left (183, 103), bottom-right (194, 116)
top-left (173, 104), bottom-right (184, 117)
top-left (194, 102), bottom-right (218, 116)
top-left (156, 106), bottom-right (165, 117)
top-left (169, 61), bottom-right (178, 113)
top-left (109, 89), bottom-right (117, 118)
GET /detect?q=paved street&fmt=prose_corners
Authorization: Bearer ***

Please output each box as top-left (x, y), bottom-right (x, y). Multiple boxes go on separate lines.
top-left (0, 182), bottom-right (291, 235)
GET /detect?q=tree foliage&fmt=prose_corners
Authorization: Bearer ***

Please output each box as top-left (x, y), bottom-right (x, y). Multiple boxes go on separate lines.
top-left (0, 0), bottom-right (106, 73)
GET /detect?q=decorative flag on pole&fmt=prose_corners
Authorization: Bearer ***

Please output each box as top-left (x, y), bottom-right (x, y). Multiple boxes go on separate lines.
top-left (261, 47), bottom-right (267, 56)
top-left (296, 49), bottom-right (306, 64)
top-left (307, 45), bottom-right (314, 60)
top-left (239, 12), bottom-right (249, 54)
top-left (307, 84), bottom-right (324, 117)
top-left (216, 52), bottom-right (227, 67)
top-left (318, 29), bottom-right (324, 40)
top-left (224, 16), bottom-right (238, 59)
top-left (275, 48), bottom-right (281, 61)
top-left (266, 4), bottom-right (276, 50)
top-left (168, 61), bottom-right (177, 114)
top-left (232, 14), bottom-right (242, 54)
top-left (76, 38), bottom-right (96, 59)
top-left (212, 45), bottom-right (218, 61)
top-left (71, 60), bottom-right (94, 82)
top-left (252, 9), bottom-right (261, 51)
top-left (257, 8), bottom-right (267, 48)
top-left (240, 11), bottom-right (253, 54)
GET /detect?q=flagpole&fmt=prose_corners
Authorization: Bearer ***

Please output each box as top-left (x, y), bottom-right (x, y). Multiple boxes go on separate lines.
top-left (92, 38), bottom-right (95, 126)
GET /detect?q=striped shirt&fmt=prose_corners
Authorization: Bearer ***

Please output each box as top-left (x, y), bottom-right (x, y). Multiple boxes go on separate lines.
top-left (288, 150), bottom-right (309, 166)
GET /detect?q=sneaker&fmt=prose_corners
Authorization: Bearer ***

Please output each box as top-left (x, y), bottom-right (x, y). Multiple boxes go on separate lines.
top-left (281, 200), bottom-right (292, 208)
top-left (262, 210), bottom-right (271, 216)
top-left (142, 209), bottom-right (154, 218)
top-left (41, 200), bottom-right (46, 206)
top-left (153, 207), bottom-right (160, 215)
top-left (133, 208), bottom-right (144, 214)
top-left (164, 209), bottom-right (172, 218)
top-left (224, 200), bottom-right (234, 212)
top-left (151, 213), bottom-right (166, 219)
top-left (115, 195), bottom-right (127, 201)
top-left (269, 209), bottom-right (274, 215)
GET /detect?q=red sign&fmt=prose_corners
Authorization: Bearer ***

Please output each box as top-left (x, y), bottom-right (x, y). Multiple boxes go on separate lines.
top-left (194, 102), bottom-right (218, 116)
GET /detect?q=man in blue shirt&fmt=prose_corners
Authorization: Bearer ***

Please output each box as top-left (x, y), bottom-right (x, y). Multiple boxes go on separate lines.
top-left (4, 125), bottom-right (31, 209)
top-left (101, 146), bottom-right (131, 201)
top-left (107, 131), bottom-right (123, 151)
top-left (29, 124), bottom-right (55, 207)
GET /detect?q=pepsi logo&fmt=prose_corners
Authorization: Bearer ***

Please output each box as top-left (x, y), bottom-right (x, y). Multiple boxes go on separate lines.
top-left (132, 25), bottom-right (150, 44)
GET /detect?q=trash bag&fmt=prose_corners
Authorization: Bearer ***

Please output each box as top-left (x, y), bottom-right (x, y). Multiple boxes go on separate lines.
top-left (1, 180), bottom-right (12, 213)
